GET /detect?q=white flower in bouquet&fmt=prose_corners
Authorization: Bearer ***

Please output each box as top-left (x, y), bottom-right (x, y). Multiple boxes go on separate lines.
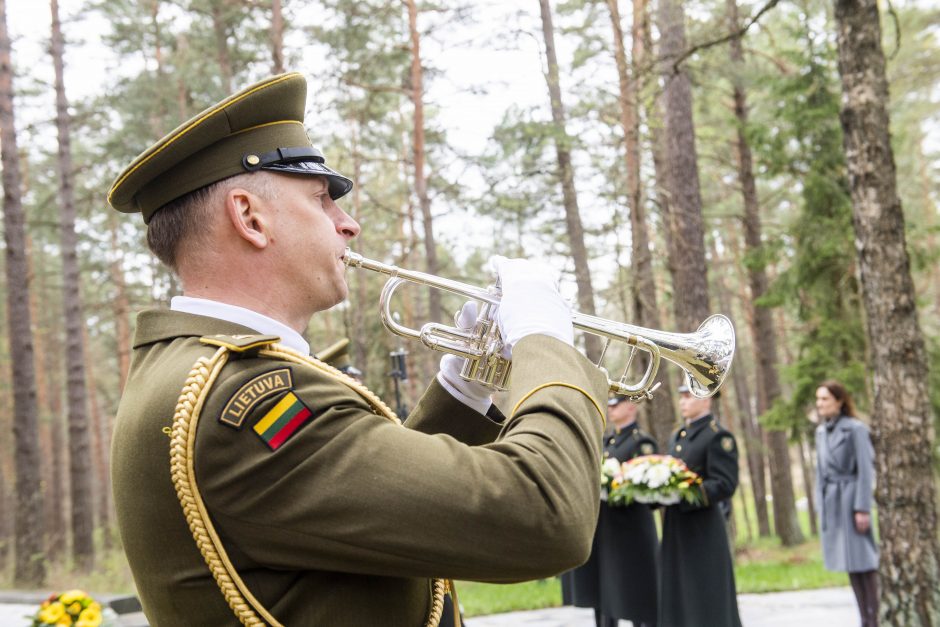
top-left (603, 457), bottom-right (622, 478)
top-left (625, 461), bottom-right (648, 485)
top-left (645, 462), bottom-right (672, 489)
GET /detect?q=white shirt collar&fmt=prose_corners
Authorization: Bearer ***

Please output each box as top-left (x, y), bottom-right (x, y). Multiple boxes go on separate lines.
top-left (170, 296), bottom-right (310, 355)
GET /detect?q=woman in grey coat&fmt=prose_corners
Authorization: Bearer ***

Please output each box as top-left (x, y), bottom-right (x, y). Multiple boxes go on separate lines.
top-left (814, 380), bottom-right (879, 627)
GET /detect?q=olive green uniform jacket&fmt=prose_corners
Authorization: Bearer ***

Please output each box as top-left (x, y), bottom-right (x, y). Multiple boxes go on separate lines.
top-left (111, 310), bottom-right (607, 626)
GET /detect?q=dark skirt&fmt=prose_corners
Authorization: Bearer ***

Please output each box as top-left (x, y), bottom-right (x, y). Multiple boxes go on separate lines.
top-left (562, 502), bottom-right (658, 623)
top-left (659, 504), bottom-right (741, 627)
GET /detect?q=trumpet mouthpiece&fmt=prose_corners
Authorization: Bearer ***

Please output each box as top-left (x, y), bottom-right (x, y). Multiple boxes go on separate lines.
top-left (342, 248), bottom-right (363, 268)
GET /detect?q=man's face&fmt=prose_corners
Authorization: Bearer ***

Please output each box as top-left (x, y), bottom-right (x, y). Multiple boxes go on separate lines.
top-left (678, 392), bottom-right (711, 421)
top-left (607, 398), bottom-right (637, 428)
top-left (266, 174), bottom-right (360, 313)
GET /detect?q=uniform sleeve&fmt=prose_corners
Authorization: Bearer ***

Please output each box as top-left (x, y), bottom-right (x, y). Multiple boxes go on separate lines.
top-left (404, 378), bottom-right (503, 446)
top-left (682, 431), bottom-right (738, 512)
top-left (851, 422), bottom-right (875, 513)
top-left (196, 335), bottom-right (607, 583)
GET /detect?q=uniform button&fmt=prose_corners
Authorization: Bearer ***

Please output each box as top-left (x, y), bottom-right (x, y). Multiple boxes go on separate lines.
top-left (676, 445), bottom-right (682, 452)
top-left (679, 430), bottom-right (686, 437)
top-left (608, 438), bottom-right (615, 445)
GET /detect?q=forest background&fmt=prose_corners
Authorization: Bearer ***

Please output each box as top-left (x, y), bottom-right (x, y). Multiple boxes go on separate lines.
top-left (0, 0), bottom-right (939, 623)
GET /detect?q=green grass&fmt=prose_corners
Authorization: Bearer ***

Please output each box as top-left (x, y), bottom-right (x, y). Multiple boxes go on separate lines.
top-left (734, 537), bottom-right (846, 593)
top-left (455, 578), bottom-right (563, 617)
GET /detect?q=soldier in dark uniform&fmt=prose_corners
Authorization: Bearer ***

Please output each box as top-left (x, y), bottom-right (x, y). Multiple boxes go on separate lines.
top-left (107, 73), bottom-right (608, 627)
top-left (563, 395), bottom-right (659, 627)
top-left (659, 385), bottom-right (741, 627)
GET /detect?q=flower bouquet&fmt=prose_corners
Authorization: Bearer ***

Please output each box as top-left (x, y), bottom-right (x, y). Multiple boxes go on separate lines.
top-left (602, 454), bottom-right (703, 506)
top-left (28, 589), bottom-right (116, 627)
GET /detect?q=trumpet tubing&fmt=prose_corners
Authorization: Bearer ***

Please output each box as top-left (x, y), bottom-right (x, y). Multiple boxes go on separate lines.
top-left (343, 250), bottom-right (735, 401)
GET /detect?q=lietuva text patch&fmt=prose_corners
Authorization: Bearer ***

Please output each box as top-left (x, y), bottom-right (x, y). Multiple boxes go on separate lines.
top-left (220, 368), bottom-right (293, 428)
top-left (253, 391), bottom-right (314, 450)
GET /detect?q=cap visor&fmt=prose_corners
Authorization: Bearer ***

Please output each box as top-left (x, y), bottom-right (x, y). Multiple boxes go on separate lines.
top-left (261, 160), bottom-right (353, 200)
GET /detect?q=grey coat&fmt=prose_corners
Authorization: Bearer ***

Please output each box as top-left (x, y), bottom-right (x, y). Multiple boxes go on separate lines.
top-left (814, 415), bottom-right (879, 572)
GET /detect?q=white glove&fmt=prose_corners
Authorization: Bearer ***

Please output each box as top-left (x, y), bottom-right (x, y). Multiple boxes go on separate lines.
top-left (436, 301), bottom-right (493, 414)
top-left (490, 256), bottom-right (574, 352)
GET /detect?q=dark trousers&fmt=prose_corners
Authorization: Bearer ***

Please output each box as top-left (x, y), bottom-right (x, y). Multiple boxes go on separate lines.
top-left (848, 569), bottom-right (879, 627)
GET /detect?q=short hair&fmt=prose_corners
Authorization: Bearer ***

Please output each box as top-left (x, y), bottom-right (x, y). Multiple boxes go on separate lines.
top-left (146, 172), bottom-right (277, 272)
top-left (819, 379), bottom-right (857, 417)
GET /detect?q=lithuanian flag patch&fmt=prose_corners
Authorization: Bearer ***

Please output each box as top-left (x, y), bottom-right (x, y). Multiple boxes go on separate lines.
top-left (253, 391), bottom-right (314, 450)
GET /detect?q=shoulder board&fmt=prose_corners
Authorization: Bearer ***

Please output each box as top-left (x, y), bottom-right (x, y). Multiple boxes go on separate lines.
top-left (200, 334), bottom-right (281, 353)
top-left (710, 420), bottom-right (720, 432)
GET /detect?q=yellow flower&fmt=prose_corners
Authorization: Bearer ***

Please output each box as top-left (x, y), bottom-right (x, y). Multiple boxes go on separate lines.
top-left (67, 601), bottom-right (83, 615)
top-left (55, 614), bottom-right (73, 626)
top-left (59, 590), bottom-right (86, 606)
top-left (78, 606), bottom-right (102, 625)
top-left (39, 601), bottom-right (66, 624)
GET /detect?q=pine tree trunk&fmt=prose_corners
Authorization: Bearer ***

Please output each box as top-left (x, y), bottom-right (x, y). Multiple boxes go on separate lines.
top-left (654, 0), bottom-right (709, 333)
top-left (730, 342), bottom-right (772, 537)
top-left (109, 214), bottom-right (131, 390)
top-left (717, 243), bottom-right (771, 536)
top-left (795, 432), bottom-right (817, 536)
top-left (537, 0), bottom-right (601, 363)
top-left (211, 1), bottom-right (233, 93)
top-left (834, 0), bottom-right (940, 621)
top-left (271, 0), bottom-right (284, 74)
top-left (0, 0), bottom-right (45, 586)
top-left (83, 328), bottom-right (110, 545)
top-left (0, 463), bottom-right (9, 569)
top-left (727, 0), bottom-right (802, 547)
top-left (52, 0), bottom-right (94, 569)
top-left (606, 0), bottom-right (675, 444)
top-left (405, 0), bottom-right (442, 325)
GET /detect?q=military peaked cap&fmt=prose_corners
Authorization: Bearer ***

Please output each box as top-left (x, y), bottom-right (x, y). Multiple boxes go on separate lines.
top-left (107, 72), bottom-right (353, 223)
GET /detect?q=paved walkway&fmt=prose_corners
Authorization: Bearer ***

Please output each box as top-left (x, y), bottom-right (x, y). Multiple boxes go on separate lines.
top-left (464, 587), bottom-right (857, 626)
top-left (0, 587), bottom-right (857, 626)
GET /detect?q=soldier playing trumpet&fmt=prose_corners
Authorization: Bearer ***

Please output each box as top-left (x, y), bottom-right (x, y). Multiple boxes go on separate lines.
top-left (108, 72), bottom-right (607, 627)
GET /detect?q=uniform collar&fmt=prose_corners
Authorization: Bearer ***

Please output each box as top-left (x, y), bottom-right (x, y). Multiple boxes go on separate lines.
top-left (170, 296), bottom-right (310, 355)
top-left (613, 421), bottom-right (638, 437)
top-left (134, 309), bottom-right (274, 349)
top-left (684, 413), bottom-right (715, 438)
top-left (824, 414), bottom-right (845, 432)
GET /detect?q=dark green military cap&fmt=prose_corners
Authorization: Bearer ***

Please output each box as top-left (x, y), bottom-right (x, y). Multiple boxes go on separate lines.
top-left (108, 72), bottom-right (353, 223)
top-left (315, 338), bottom-right (362, 377)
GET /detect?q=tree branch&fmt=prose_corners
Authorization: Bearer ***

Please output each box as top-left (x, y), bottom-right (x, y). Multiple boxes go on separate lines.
top-left (667, 0), bottom-right (782, 74)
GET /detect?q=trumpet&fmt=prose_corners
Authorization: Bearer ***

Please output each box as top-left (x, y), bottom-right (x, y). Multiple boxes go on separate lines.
top-left (342, 250), bottom-right (735, 402)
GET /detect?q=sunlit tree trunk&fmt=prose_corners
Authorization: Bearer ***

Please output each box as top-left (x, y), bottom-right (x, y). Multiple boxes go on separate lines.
top-left (210, 0), bottom-right (233, 93)
top-left (727, 0), bottom-right (802, 547)
top-left (405, 0), bottom-right (442, 325)
top-left (606, 0), bottom-right (675, 444)
top-left (52, 0), bottom-right (94, 569)
top-left (654, 0), bottom-right (709, 334)
top-left (271, 0), bottom-right (284, 74)
top-left (109, 214), bottom-right (131, 390)
top-left (834, 0), bottom-right (940, 621)
top-left (537, 0), bottom-right (601, 363)
top-left (0, 0), bottom-right (45, 585)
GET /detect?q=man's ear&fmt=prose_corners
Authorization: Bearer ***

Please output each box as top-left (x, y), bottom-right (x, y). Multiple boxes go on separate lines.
top-left (225, 187), bottom-right (268, 249)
